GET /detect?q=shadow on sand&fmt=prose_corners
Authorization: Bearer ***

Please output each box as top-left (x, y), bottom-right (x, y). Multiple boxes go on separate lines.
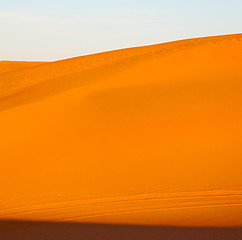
top-left (0, 220), bottom-right (241, 240)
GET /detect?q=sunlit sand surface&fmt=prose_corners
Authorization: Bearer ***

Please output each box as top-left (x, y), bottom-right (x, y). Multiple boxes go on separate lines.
top-left (0, 61), bottom-right (45, 74)
top-left (0, 34), bottom-right (242, 227)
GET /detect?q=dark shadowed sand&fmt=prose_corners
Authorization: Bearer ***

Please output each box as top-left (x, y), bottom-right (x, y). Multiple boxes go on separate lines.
top-left (0, 220), bottom-right (241, 240)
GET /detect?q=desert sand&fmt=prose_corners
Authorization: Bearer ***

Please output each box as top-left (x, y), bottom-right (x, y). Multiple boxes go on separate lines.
top-left (0, 34), bottom-right (242, 235)
top-left (0, 61), bottom-right (44, 75)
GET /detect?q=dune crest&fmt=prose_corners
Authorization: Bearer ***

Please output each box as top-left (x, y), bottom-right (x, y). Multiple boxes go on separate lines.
top-left (0, 34), bottom-right (242, 226)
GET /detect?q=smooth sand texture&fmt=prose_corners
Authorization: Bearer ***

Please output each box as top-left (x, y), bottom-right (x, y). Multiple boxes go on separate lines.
top-left (0, 61), bottom-right (45, 75)
top-left (0, 34), bottom-right (242, 228)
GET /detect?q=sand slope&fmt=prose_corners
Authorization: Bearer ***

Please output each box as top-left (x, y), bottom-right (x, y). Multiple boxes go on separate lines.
top-left (0, 61), bottom-right (45, 75)
top-left (0, 34), bottom-right (242, 227)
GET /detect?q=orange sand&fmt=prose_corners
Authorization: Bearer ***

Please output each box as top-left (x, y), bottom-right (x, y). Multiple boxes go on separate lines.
top-left (0, 34), bottom-right (242, 227)
top-left (0, 61), bottom-right (45, 74)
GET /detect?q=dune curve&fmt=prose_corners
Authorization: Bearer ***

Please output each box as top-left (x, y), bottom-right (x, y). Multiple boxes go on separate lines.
top-left (0, 34), bottom-right (242, 227)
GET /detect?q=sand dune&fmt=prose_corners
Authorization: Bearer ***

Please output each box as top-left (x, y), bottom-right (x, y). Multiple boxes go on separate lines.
top-left (0, 61), bottom-right (45, 75)
top-left (0, 34), bottom-right (242, 227)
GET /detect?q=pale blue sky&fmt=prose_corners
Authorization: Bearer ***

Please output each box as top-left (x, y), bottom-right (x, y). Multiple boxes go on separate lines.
top-left (1, 0), bottom-right (241, 61)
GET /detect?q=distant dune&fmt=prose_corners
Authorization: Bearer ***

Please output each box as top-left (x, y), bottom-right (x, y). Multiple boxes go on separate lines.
top-left (0, 61), bottom-right (45, 75)
top-left (0, 34), bottom-right (242, 229)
